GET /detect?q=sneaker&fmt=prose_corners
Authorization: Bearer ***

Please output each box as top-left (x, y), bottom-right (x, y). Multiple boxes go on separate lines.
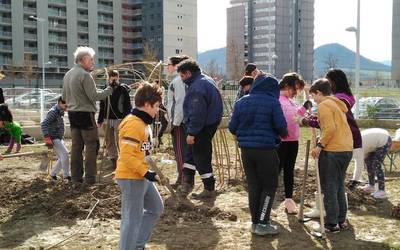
top-left (284, 198), bottom-right (297, 214)
top-left (191, 189), bottom-right (216, 199)
top-left (250, 223), bottom-right (257, 234)
top-left (254, 223), bottom-right (279, 236)
top-left (362, 184), bottom-right (375, 193)
top-left (313, 223), bottom-right (340, 234)
top-left (372, 190), bottom-right (386, 199)
top-left (339, 220), bottom-right (349, 231)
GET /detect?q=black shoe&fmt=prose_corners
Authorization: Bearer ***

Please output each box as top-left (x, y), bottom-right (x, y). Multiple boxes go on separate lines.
top-left (347, 180), bottom-right (361, 189)
top-left (325, 223), bottom-right (340, 233)
top-left (191, 189), bottom-right (216, 199)
top-left (50, 175), bottom-right (58, 181)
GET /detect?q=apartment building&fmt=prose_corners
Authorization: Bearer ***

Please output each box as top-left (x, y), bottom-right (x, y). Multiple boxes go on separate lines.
top-left (0, 0), bottom-right (197, 87)
top-left (226, 0), bottom-right (314, 81)
top-left (392, 0), bottom-right (400, 82)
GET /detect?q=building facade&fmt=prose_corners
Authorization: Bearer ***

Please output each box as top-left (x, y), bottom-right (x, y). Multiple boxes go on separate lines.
top-left (0, 0), bottom-right (197, 87)
top-left (226, 0), bottom-right (314, 81)
top-left (392, 0), bottom-right (400, 82)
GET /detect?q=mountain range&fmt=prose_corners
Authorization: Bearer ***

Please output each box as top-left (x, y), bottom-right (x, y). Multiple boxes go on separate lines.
top-left (198, 43), bottom-right (391, 76)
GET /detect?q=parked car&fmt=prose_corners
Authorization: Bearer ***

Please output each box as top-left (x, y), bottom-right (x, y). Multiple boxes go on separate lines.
top-left (5, 89), bottom-right (55, 107)
top-left (6, 90), bottom-right (59, 109)
top-left (356, 97), bottom-right (400, 119)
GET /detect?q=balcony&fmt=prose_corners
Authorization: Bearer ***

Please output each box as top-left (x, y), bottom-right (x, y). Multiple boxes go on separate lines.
top-left (98, 52), bottom-right (114, 59)
top-left (48, 0), bottom-right (66, 6)
top-left (122, 20), bottom-right (142, 27)
top-left (24, 20), bottom-right (37, 27)
top-left (48, 10), bottom-right (67, 18)
top-left (77, 1), bottom-right (88, 9)
top-left (49, 23), bottom-right (67, 30)
top-left (0, 57), bottom-right (12, 65)
top-left (123, 43), bottom-right (143, 50)
top-left (122, 0), bottom-right (143, 5)
top-left (78, 38), bottom-right (89, 44)
top-left (0, 31), bottom-right (12, 38)
top-left (0, 3), bottom-right (11, 11)
top-left (77, 26), bottom-right (89, 33)
top-left (49, 36), bottom-right (67, 43)
top-left (49, 48), bottom-right (68, 55)
top-left (0, 17), bottom-right (12, 24)
top-left (23, 6), bottom-right (37, 13)
top-left (0, 45), bottom-right (12, 51)
top-left (122, 9), bottom-right (142, 16)
top-left (122, 31), bottom-right (141, 39)
top-left (98, 5), bottom-right (113, 12)
top-left (78, 14), bottom-right (88, 20)
top-left (24, 60), bottom-right (38, 65)
top-left (24, 33), bottom-right (37, 40)
top-left (98, 29), bottom-right (113, 36)
top-left (98, 40), bottom-right (114, 47)
top-left (98, 17), bottom-right (113, 24)
top-left (52, 61), bottom-right (68, 67)
top-left (24, 47), bottom-right (37, 53)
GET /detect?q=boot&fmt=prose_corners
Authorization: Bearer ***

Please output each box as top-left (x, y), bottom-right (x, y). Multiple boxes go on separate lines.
top-left (192, 176), bottom-right (216, 200)
top-left (110, 158), bottom-right (117, 170)
top-left (177, 169), bottom-right (195, 197)
top-left (304, 192), bottom-right (325, 218)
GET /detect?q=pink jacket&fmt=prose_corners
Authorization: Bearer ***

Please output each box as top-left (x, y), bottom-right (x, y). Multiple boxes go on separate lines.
top-left (279, 94), bottom-right (306, 141)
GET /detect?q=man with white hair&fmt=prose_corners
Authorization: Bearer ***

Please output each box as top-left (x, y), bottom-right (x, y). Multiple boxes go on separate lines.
top-left (62, 46), bottom-right (113, 185)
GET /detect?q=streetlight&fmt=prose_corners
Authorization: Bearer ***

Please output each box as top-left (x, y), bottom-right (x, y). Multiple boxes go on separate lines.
top-left (345, 0), bottom-right (360, 119)
top-left (29, 15), bottom-right (47, 121)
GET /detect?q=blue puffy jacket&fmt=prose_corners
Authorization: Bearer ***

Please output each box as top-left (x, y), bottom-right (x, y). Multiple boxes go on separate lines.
top-left (229, 75), bottom-right (288, 149)
top-left (183, 71), bottom-right (223, 135)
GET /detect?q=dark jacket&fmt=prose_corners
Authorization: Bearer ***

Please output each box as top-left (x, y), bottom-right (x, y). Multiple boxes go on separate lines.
top-left (183, 71), bottom-right (223, 136)
top-left (41, 104), bottom-right (65, 140)
top-left (98, 84), bottom-right (132, 124)
top-left (229, 75), bottom-right (288, 149)
top-left (0, 88), bottom-right (4, 104)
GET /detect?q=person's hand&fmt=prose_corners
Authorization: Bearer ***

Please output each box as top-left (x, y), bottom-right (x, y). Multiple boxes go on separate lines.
top-left (44, 136), bottom-right (53, 149)
top-left (311, 147), bottom-right (321, 159)
top-left (97, 123), bottom-right (103, 128)
top-left (186, 135), bottom-right (195, 145)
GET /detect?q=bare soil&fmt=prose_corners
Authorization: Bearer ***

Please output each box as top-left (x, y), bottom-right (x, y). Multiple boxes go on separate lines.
top-left (0, 132), bottom-right (399, 250)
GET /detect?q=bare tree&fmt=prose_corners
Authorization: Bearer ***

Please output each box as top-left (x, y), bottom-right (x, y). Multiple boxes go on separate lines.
top-left (205, 59), bottom-right (221, 79)
top-left (323, 53), bottom-right (339, 73)
top-left (23, 54), bottom-right (35, 89)
top-left (142, 41), bottom-right (160, 80)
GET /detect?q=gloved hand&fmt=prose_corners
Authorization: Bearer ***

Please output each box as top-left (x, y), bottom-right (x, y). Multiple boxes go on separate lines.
top-left (44, 136), bottom-right (53, 149)
top-left (303, 100), bottom-right (313, 110)
top-left (144, 171), bottom-right (160, 182)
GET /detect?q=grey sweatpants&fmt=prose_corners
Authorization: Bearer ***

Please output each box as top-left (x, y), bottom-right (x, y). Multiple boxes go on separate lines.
top-left (50, 139), bottom-right (70, 177)
top-left (117, 179), bottom-right (164, 250)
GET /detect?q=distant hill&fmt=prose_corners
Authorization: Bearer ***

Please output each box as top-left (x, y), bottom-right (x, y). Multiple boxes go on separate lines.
top-left (314, 43), bottom-right (391, 75)
top-left (380, 60), bottom-right (391, 66)
top-left (198, 47), bottom-right (226, 74)
top-left (198, 43), bottom-right (390, 77)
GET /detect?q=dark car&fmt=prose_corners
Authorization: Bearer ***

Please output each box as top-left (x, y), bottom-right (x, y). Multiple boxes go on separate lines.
top-left (356, 97), bottom-right (400, 119)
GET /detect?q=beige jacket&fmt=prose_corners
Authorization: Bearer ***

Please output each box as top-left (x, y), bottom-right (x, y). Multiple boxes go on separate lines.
top-left (62, 64), bottom-right (112, 112)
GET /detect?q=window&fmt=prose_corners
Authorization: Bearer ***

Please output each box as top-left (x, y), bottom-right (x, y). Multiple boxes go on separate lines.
top-left (175, 49), bottom-right (180, 54)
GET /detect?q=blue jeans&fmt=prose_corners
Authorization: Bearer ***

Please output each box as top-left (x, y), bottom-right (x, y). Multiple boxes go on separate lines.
top-left (318, 151), bottom-right (352, 226)
top-left (117, 179), bottom-right (164, 250)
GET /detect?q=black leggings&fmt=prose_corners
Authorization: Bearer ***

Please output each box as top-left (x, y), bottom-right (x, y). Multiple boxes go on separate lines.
top-left (277, 141), bottom-right (299, 198)
top-left (241, 148), bottom-right (279, 225)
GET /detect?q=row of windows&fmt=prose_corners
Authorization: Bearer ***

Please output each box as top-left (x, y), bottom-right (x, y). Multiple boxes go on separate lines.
top-left (253, 33), bottom-right (275, 39)
top-left (254, 0), bottom-right (275, 4)
top-left (254, 7), bottom-right (276, 13)
top-left (253, 25), bottom-right (275, 31)
top-left (253, 16), bottom-right (275, 22)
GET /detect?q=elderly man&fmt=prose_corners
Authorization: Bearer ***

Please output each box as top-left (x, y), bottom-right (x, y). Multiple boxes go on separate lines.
top-left (62, 46), bottom-right (113, 185)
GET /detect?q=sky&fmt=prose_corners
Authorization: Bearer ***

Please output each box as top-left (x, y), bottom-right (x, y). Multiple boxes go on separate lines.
top-left (197, 0), bottom-right (392, 62)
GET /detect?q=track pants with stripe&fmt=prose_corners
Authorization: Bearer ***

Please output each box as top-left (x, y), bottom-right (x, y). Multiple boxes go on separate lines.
top-left (241, 148), bottom-right (279, 225)
top-left (171, 125), bottom-right (187, 184)
top-left (182, 123), bottom-right (219, 191)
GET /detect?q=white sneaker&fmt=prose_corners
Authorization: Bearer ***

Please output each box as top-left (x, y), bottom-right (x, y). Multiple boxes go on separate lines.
top-left (362, 184), bottom-right (375, 193)
top-left (372, 190), bottom-right (386, 199)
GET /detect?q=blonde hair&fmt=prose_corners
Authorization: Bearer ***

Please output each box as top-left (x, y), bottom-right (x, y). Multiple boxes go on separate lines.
top-left (73, 46), bottom-right (95, 64)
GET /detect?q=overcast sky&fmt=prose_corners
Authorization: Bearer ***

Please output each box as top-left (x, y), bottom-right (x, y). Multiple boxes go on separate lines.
top-left (197, 0), bottom-right (392, 62)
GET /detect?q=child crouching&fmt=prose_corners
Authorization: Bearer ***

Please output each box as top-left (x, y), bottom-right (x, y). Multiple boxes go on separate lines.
top-left (0, 104), bottom-right (22, 154)
top-left (40, 97), bottom-right (70, 181)
top-left (115, 82), bottom-right (164, 250)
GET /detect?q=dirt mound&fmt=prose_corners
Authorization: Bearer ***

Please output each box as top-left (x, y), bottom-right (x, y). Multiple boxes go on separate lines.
top-left (0, 176), bottom-right (238, 224)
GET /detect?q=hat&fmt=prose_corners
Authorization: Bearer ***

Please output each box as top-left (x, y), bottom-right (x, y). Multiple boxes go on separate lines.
top-left (244, 63), bottom-right (257, 76)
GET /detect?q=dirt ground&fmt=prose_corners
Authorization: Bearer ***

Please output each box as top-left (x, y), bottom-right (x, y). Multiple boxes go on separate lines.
top-left (0, 130), bottom-right (400, 250)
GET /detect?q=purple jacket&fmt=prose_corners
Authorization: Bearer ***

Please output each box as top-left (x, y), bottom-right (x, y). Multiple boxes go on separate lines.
top-left (307, 93), bottom-right (362, 149)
